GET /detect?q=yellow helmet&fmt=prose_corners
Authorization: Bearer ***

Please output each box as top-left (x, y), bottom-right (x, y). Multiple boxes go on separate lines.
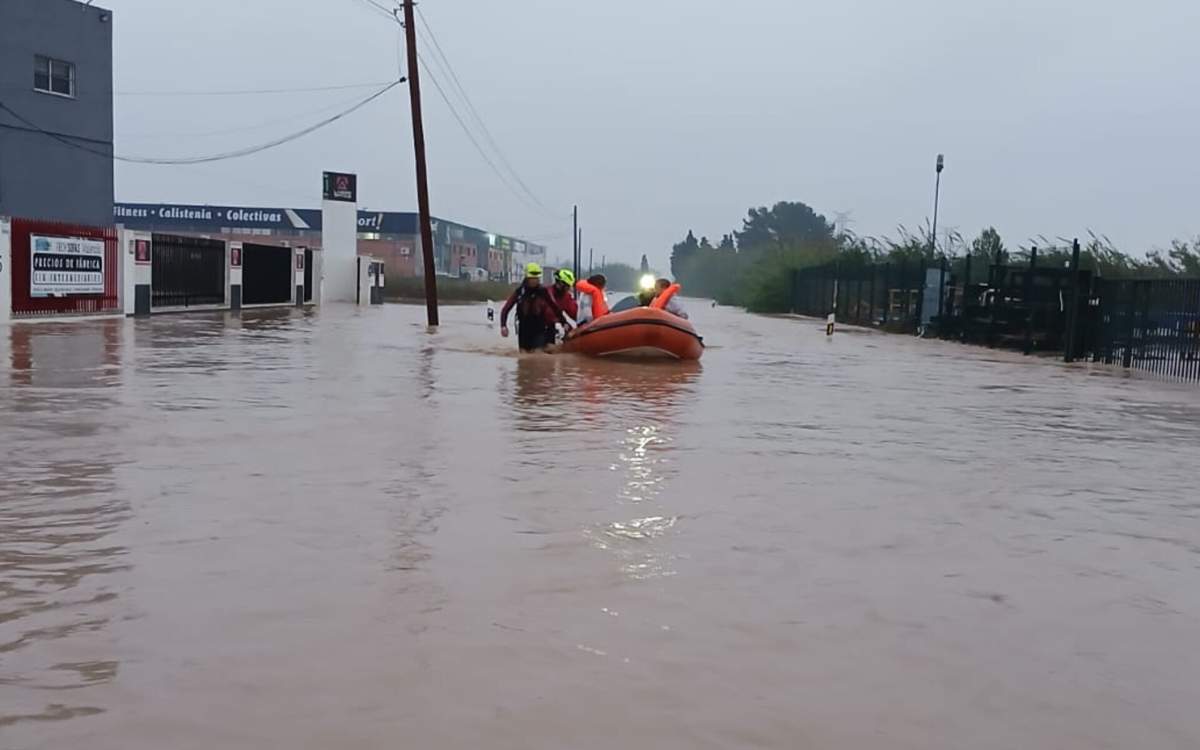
top-left (525, 262), bottom-right (542, 278)
top-left (554, 268), bottom-right (576, 285)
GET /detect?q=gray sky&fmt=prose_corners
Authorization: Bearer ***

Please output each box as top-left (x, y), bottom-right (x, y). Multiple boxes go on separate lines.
top-left (108, 0), bottom-right (1200, 267)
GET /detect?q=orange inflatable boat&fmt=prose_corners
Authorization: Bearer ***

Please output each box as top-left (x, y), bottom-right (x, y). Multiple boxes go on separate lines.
top-left (562, 307), bottom-right (704, 360)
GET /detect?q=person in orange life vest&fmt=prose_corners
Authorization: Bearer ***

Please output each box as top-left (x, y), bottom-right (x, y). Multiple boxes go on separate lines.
top-left (651, 278), bottom-right (688, 319)
top-left (575, 274), bottom-right (609, 325)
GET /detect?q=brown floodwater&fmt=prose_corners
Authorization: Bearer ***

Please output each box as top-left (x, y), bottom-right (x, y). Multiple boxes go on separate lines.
top-left (2, 301), bottom-right (1199, 749)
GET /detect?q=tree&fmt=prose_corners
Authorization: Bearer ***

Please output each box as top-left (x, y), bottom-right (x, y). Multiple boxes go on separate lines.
top-left (971, 227), bottom-right (1005, 264)
top-left (718, 234), bottom-right (736, 251)
top-left (640, 254), bottom-right (650, 273)
top-left (1147, 238), bottom-right (1200, 276)
top-left (670, 230), bottom-right (700, 277)
top-left (735, 201), bottom-right (836, 251)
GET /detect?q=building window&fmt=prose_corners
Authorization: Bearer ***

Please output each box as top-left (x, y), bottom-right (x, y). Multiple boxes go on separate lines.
top-left (34, 55), bottom-right (75, 97)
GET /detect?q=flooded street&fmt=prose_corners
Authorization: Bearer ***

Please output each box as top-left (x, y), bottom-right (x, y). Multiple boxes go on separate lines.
top-left (3, 301), bottom-right (1199, 749)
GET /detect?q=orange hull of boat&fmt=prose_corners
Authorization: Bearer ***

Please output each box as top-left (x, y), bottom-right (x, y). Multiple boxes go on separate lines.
top-left (562, 307), bottom-right (704, 360)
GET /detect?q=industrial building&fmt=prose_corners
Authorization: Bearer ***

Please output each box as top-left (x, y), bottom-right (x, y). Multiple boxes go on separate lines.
top-left (112, 203), bottom-right (547, 283)
top-left (1, 0), bottom-right (544, 323)
top-left (0, 0), bottom-right (114, 226)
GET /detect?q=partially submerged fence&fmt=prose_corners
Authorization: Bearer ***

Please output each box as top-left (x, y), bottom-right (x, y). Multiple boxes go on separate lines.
top-left (1092, 278), bottom-right (1200, 381)
top-left (791, 262), bottom-right (928, 333)
top-left (790, 242), bottom-right (1200, 383)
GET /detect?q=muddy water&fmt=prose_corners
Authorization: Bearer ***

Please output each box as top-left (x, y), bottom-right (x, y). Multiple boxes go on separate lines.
top-left (2, 302), bottom-right (1199, 749)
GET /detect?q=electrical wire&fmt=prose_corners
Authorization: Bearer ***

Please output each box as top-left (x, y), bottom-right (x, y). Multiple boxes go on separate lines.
top-left (348, 0), bottom-right (397, 23)
top-left (115, 81), bottom-right (397, 97)
top-left (415, 55), bottom-right (546, 215)
top-left (121, 87), bottom-right (394, 138)
top-left (362, 6), bottom-right (561, 220)
top-left (0, 80), bottom-right (402, 165)
top-left (415, 6), bottom-right (551, 213)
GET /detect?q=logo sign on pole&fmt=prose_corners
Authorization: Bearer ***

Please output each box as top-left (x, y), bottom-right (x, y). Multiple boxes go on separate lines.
top-left (30, 235), bottom-right (105, 297)
top-left (322, 171), bottom-right (357, 203)
top-left (134, 239), bottom-right (151, 265)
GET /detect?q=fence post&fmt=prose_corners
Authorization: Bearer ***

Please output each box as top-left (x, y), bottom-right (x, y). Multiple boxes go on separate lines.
top-left (867, 264), bottom-right (877, 327)
top-left (881, 264), bottom-right (892, 327)
top-left (1063, 238), bottom-right (1082, 362)
top-left (833, 262), bottom-right (842, 319)
top-left (961, 253), bottom-right (973, 343)
top-left (1138, 279), bottom-right (1151, 372)
top-left (1122, 282), bottom-right (1136, 368)
top-left (937, 255), bottom-right (947, 322)
top-left (1023, 246), bottom-right (1038, 354)
top-left (914, 258), bottom-right (926, 333)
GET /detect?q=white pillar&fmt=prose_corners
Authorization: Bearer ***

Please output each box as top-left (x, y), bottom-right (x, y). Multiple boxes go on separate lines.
top-left (120, 228), bottom-right (152, 316)
top-left (229, 242), bottom-right (243, 311)
top-left (321, 171), bottom-right (358, 303)
top-left (294, 247), bottom-right (306, 306)
top-left (0, 217), bottom-right (12, 326)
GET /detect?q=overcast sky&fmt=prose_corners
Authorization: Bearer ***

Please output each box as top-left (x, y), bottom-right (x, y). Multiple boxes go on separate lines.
top-left (106, 0), bottom-right (1200, 267)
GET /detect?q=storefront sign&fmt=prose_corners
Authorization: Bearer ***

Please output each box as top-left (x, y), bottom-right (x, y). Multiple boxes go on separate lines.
top-left (114, 203), bottom-right (418, 235)
top-left (30, 235), bottom-right (105, 297)
top-left (323, 171), bottom-right (357, 202)
top-left (134, 239), bottom-right (151, 265)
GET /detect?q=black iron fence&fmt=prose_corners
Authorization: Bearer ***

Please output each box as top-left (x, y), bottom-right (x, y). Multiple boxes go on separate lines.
top-left (152, 234), bottom-right (226, 308)
top-left (790, 242), bottom-right (1200, 383)
top-left (1092, 278), bottom-right (1200, 381)
top-left (791, 261), bottom-right (928, 333)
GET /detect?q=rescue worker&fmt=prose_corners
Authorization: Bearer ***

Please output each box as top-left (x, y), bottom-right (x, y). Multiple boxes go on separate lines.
top-left (547, 268), bottom-right (579, 343)
top-left (575, 274), bottom-right (609, 325)
top-left (653, 278), bottom-right (689, 319)
top-left (499, 263), bottom-right (571, 351)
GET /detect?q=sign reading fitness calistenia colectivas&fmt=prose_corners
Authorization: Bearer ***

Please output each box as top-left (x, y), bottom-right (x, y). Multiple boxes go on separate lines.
top-left (30, 235), bottom-right (105, 297)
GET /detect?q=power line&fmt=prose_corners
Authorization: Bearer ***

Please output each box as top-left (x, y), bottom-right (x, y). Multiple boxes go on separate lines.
top-left (415, 6), bottom-right (551, 213)
top-left (0, 80), bottom-right (402, 165)
top-left (362, 6), bottom-right (561, 220)
top-left (348, 0), bottom-right (397, 23)
top-left (121, 88), bottom-right (392, 138)
top-left (415, 55), bottom-right (546, 215)
top-left (115, 81), bottom-right (397, 97)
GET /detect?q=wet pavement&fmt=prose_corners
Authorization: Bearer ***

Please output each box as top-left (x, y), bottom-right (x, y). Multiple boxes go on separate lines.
top-left (2, 301), bottom-right (1199, 749)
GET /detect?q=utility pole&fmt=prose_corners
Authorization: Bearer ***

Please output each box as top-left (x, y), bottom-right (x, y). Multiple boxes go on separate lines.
top-left (588, 248), bottom-right (593, 276)
top-left (403, 0), bottom-right (439, 326)
top-left (572, 205), bottom-right (579, 300)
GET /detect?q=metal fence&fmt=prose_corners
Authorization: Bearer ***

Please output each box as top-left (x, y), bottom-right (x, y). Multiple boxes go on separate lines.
top-left (791, 261), bottom-right (928, 333)
top-left (1092, 278), bottom-right (1200, 382)
top-left (790, 244), bottom-right (1200, 384)
top-left (151, 234), bottom-right (227, 308)
top-left (9, 218), bottom-right (120, 318)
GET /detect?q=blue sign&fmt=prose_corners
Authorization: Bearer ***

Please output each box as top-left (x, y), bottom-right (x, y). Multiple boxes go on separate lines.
top-left (113, 203), bottom-right (418, 235)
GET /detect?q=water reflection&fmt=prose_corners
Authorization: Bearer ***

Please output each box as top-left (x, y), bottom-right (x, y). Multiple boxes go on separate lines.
top-left (1, 322), bottom-right (129, 728)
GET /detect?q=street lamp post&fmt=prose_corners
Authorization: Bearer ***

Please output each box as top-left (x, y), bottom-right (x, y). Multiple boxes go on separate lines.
top-left (930, 153), bottom-right (944, 259)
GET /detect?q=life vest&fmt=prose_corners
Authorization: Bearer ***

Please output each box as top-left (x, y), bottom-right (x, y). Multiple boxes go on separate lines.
top-left (515, 284), bottom-right (551, 321)
top-left (649, 283), bottom-right (681, 310)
